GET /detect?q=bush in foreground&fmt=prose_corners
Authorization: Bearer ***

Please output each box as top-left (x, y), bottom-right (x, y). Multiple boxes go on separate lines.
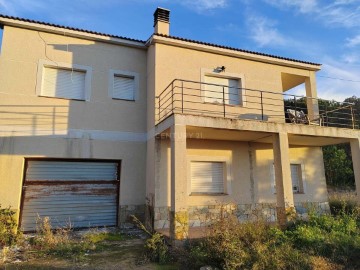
top-left (287, 209), bottom-right (360, 267)
top-left (0, 205), bottom-right (20, 248)
top-left (180, 217), bottom-right (311, 270)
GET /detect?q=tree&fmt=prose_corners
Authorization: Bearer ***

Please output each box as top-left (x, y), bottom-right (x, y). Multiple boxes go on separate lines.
top-left (284, 95), bottom-right (359, 189)
top-left (321, 96), bottom-right (359, 189)
top-left (322, 144), bottom-right (354, 188)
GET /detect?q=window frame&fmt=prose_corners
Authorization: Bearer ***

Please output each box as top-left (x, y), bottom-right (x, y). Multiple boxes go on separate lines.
top-left (188, 155), bottom-right (231, 196)
top-left (36, 59), bottom-right (92, 101)
top-left (270, 162), bottom-right (306, 194)
top-left (108, 69), bottom-right (139, 101)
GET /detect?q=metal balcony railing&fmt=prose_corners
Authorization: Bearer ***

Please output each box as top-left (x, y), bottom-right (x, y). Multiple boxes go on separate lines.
top-left (156, 79), bottom-right (359, 130)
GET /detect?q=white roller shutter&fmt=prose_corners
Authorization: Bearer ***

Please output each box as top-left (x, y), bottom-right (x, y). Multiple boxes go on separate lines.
top-left (113, 75), bottom-right (135, 100)
top-left (21, 160), bottom-right (119, 232)
top-left (26, 161), bottom-right (118, 181)
top-left (41, 67), bottom-right (86, 100)
top-left (191, 161), bottom-right (224, 193)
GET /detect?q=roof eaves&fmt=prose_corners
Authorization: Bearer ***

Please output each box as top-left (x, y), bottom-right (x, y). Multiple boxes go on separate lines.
top-left (154, 33), bottom-right (321, 67)
top-left (0, 14), bottom-right (146, 44)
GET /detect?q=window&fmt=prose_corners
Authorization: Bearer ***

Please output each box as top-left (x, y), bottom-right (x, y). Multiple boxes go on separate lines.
top-left (109, 70), bottom-right (139, 101)
top-left (204, 75), bottom-right (241, 105)
top-left (41, 67), bottom-right (85, 100)
top-left (191, 161), bottom-right (225, 194)
top-left (271, 163), bottom-right (305, 194)
top-left (36, 60), bottom-right (92, 101)
top-left (290, 164), bottom-right (304, 193)
top-left (113, 75), bottom-right (135, 100)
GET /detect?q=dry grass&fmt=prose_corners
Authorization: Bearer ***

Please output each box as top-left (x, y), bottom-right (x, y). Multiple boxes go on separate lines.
top-left (328, 190), bottom-right (357, 202)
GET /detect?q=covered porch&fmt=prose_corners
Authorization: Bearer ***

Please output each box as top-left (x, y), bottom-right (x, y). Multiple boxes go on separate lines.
top-left (153, 114), bottom-right (360, 241)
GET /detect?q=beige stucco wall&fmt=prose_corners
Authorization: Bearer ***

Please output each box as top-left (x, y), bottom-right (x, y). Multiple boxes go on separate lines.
top-left (0, 137), bottom-right (146, 209)
top-left (0, 23), bottom-right (331, 227)
top-left (155, 138), bottom-right (328, 208)
top-left (252, 143), bottom-right (328, 203)
top-left (0, 26), bottom-right (148, 213)
top-left (153, 42), bottom-right (315, 124)
top-left (0, 26), bottom-right (147, 133)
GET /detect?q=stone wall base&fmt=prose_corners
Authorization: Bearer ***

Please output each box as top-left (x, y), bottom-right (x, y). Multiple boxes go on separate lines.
top-left (119, 204), bottom-right (146, 229)
top-left (154, 202), bottom-right (330, 229)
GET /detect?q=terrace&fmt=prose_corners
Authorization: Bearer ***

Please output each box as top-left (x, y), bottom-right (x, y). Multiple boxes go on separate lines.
top-left (156, 79), bottom-right (359, 130)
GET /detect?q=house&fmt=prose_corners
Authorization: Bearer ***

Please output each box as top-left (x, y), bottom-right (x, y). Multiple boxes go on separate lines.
top-left (0, 8), bottom-right (359, 240)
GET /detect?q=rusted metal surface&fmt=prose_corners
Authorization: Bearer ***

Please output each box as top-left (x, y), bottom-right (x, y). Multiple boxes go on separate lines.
top-left (20, 159), bottom-right (121, 232)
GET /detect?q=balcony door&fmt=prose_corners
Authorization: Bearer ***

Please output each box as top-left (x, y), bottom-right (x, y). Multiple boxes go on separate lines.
top-left (204, 76), bottom-right (241, 105)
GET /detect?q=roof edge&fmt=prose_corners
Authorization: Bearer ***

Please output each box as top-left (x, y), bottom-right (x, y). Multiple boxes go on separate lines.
top-left (153, 33), bottom-right (322, 68)
top-left (0, 14), bottom-right (146, 47)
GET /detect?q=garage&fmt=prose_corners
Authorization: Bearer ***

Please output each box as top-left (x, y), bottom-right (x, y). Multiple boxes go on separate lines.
top-left (20, 159), bottom-right (120, 232)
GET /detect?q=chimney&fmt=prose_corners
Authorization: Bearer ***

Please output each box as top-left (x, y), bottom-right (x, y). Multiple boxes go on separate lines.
top-left (153, 7), bottom-right (170, 35)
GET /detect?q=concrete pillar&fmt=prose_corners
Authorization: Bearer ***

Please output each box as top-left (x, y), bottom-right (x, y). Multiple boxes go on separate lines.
top-left (350, 138), bottom-right (360, 203)
top-left (272, 132), bottom-right (295, 226)
top-left (170, 124), bottom-right (188, 240)
top-left (305, 73), bottom-right (320, 121)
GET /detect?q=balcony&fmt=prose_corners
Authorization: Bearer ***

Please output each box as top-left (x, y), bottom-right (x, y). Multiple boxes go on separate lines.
top-left (156, 79), bottom-right (359, 130)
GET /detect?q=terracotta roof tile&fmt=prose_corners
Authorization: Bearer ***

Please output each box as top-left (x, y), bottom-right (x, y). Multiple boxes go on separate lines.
top-left (0, 14), bottom-right (321, 66)
top-left (0, 14), bottom-right (146, 44)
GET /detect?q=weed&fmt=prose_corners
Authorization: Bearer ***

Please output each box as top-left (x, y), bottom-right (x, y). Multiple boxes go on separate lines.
top-left (0, 205), bottom-right (20, 248)
top-left (29, 216), bottom-right (94, 259)
top-left (84, 230), bottom-right (124, 243)
top-left (180, 216), bottom-right (311, 270)
top-left (132, 215), bottom-right (171, 264)
top-left (287, 210), bottom-right (360, 267)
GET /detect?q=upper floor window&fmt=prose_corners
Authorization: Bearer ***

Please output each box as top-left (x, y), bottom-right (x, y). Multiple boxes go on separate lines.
top-left (203, 75), bottom-right (242, 105)
top-left (109, 70), bottom-right (139, 101)
top-left (37, 60), bottom-right (92, 101)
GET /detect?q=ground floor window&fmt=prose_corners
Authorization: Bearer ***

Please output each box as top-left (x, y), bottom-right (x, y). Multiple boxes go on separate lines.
top-left (271, 163), bottom-right (306, 194)
top-left (290, 164), bottom-right (304, 193)
top-left (190, 161), bottom-right (225, 194)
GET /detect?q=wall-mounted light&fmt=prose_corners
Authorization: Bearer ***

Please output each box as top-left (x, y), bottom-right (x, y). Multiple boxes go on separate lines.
top-left (215, 66), bottom-right (226, 73)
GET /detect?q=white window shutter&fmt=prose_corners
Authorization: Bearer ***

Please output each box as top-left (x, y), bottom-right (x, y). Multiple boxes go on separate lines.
top-left (41, 67), bottom-right (85, 100)
top-left (191, 161), bottom-right (224, 193)
top-left (113, 76), bottom-right (135, 100)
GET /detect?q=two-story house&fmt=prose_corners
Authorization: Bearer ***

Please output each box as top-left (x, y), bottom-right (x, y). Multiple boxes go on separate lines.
top-left (0, 8), bottom-right (359, 240)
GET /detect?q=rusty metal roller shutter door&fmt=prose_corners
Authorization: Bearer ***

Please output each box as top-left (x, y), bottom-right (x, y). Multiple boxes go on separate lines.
top-left (21, 160), bottom-right (119, 232)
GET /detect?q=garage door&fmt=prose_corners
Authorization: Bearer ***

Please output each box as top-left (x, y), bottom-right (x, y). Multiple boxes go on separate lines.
top-left (20, 159), bottom-right (120, 232)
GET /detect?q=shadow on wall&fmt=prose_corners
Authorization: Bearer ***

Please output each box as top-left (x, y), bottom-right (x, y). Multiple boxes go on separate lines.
top-left (0, 39), bottom-right (146, 156)
top-left (254, 143), bottom-right (328, 203)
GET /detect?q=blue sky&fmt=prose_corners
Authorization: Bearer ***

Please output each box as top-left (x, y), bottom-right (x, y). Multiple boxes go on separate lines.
top-left (0, 0), bottom-right (359, 101)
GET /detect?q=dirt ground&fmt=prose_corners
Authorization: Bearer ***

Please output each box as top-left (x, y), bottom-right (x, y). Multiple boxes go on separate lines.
top-left (1, 238), bottom-right (178, 270)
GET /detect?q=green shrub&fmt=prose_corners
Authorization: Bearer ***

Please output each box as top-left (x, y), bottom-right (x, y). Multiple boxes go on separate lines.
top-left (288, 211), bottom-right (360, 266)
top-left (0, 205), bottom-right (20, 248)
top-left (131, 214), bottom-right (171, 264)
top-left (144, 232), bottom-right (170, 264)
top-left (182, 216), bottom-right (311, 270)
